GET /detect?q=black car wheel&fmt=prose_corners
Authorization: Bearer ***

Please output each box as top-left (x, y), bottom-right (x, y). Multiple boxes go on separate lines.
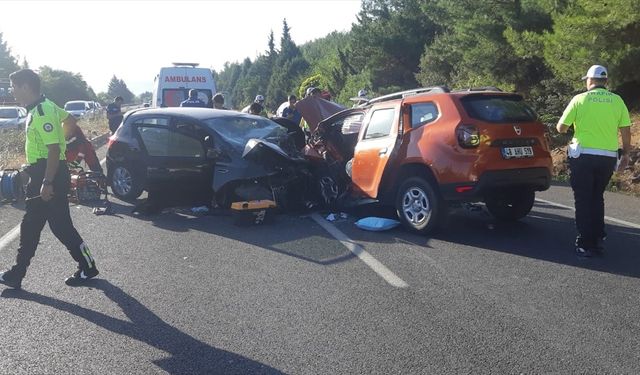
top-left (485, 188), bottom-right (535, 221)
top-left (110, 164), bottom-right (143, 201)
top-left (395, 177), bottom-right (445, 235)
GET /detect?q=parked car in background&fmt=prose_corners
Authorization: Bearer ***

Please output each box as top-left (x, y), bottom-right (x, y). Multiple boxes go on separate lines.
top-left (302, 87), bottom-right (553, 234)
top-left (64, 100), bottom-right (93, 119)
top-left (106, 107), bottom-right (308, 210)
top-left (0, 106), bottom-right (27, 131)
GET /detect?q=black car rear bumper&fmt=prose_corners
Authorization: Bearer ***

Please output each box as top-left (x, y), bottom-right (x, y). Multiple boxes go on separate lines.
top-left (440, 167), bottom-right (551, 201)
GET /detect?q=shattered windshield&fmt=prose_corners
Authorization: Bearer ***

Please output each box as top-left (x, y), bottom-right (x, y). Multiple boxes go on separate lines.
top-left (203, 115), bottom-right (288, 155)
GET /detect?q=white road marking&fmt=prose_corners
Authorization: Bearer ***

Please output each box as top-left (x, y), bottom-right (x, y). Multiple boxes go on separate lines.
top-left (536, 198), bottom-right (640, 230)
top-left (311, 213), bottom-right (408, 288)
top-left (0, 225), bottom-right (20, 251)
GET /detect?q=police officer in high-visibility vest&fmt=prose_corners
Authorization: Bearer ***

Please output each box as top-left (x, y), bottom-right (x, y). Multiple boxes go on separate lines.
top-left (0, 69), bottom-right (99, 289)
top-left (556, 65), bottom-right (632, 258)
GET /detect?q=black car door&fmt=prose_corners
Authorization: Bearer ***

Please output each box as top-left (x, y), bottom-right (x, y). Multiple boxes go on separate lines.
top-left (135, 115), bottom-right (214, 194)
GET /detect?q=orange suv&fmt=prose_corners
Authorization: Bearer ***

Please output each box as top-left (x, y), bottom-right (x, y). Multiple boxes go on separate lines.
top-left (305, 87), bottom-right (552, 234)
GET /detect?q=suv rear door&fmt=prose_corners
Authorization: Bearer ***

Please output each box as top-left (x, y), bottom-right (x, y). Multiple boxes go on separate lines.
top-left (351, 104), bottom-right (400, 198)
top-left (457, 93), bottom-right (548, 167)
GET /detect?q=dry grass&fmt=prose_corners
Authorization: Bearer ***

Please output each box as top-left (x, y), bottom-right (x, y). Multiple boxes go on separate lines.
top-left (0, 115), bottom-right (110, 170)
top-left (552, 112), bottom-right (640, 196)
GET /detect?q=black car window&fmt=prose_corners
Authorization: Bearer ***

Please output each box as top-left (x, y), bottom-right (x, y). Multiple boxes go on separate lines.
top-left (410, 102), bottom-right (439, 128)
top-left (138, 125), bottom-right (204, 158)
top-left (363, 108), bottom-right (395, 140)
top-left (460, 94), bottom-right (538, 123)
top-left (138, 126), bottom-right (168, 156)
top-left (167, 131), bottom-right (204, 158)
top-left (134, 117), bottom-right (169, 126)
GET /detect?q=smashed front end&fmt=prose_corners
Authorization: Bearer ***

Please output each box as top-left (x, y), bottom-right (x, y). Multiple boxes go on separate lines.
top-left (205, 115), bottom-right (313, 211)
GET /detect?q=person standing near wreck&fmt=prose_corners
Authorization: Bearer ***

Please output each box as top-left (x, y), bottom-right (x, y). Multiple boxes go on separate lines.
top-left (106, 96), bottom-right (124, 134)
top-left (556, 64), bottom-right (632, 258)
top-left (0, 69), bottom-right (99, 289)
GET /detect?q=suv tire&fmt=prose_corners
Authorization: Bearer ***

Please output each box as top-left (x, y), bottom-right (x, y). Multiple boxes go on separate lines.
top-left (110, 163), bottom-right (143, 201)
top-left (485, 188), bottom-right (535, 221)
top-left (395, 177), bottom-right (444, 235)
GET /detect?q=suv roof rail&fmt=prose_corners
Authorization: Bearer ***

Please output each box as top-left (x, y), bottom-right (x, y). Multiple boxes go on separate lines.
top-left (171, 62), bottom-right (200, 67)
top-left (367, 86), bottom-right (450, 105)
top-left (453, 86), bottom-right (503, 93)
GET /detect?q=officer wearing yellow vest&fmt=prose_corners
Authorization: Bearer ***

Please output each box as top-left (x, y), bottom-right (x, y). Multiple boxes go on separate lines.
top-left (0, 69), bottom-right (99, 289)
top-left (556, 64), bottom-right (632, 258)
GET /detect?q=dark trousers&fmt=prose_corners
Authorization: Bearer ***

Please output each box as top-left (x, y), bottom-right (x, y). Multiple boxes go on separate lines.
top-left (569, 154), bottom-right (616, 248)
top-left (7, 160), bottom-right (96, 281)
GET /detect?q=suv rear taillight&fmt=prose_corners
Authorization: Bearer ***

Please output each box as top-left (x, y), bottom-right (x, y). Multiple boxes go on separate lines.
top-left (456, 124), bottom-right (480, 148)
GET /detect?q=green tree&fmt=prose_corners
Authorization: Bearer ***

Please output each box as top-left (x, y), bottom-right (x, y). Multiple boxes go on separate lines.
top-left (417, 0), bottom-right (555, 93)
top-left (350, 0), bottom-right (441, 92)
top-left (542, 0), bottom-right (640, 91)
top-left (138, 91), bottom-right (152, 103)
top-left (107, 75), bottom-right (134, 103)
top-left (267, 19), bottom-right (309, 111)
top-left (0, 32), bottom-right (19, 79)
top-left (39, 66), bottom-right (97, 107)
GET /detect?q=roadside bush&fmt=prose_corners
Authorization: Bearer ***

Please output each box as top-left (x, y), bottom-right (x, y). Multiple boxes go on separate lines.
top-left (0, 116), bottom-right (109, 169)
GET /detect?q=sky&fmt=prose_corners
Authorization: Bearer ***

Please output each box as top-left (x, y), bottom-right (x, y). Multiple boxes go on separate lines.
top-left (1, 0), bottom-right (362, 95)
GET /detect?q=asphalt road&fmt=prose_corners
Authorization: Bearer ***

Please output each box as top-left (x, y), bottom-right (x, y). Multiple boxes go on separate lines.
top-left (1, 147), bottom-right (639, 374)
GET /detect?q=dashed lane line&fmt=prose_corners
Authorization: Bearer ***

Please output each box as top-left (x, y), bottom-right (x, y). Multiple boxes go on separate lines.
top-left (536, 198), bottom-right (640, 230)
top-left (0, 225), bottom-right (20, 252)
top-left (311, 213), bottom-right (408, 288)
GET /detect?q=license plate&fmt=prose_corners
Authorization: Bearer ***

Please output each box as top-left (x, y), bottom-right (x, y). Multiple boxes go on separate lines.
top-left (501, 146), bottom-right (534, 159)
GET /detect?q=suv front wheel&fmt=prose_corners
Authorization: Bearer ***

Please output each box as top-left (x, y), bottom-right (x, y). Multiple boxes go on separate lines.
top-left (485, 188), bottom-right (535, 221)
top-left (395, 177), bottom-right (444, 235)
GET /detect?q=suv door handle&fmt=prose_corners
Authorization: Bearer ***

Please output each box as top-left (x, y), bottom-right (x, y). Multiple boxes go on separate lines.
top-left (378, 148), bottom-right (388, 155)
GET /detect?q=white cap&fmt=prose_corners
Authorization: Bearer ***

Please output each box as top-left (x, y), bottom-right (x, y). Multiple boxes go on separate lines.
top-left (357, 89), bottom-right (368, 97)
top-left (582, 65), bottom-right (608, 80)
top-left (255, 94), bottom-right (265, 102)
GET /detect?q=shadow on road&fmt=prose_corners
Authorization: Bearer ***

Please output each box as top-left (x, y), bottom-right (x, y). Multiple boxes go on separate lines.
top-left (340, 202), bottom-right (640, 278)
top-left (1, 280), bottom-right (285, 375)
top-left (104, 196), bottom-right (640, 278)
top-left (105, 199), bottom-right (356, 266)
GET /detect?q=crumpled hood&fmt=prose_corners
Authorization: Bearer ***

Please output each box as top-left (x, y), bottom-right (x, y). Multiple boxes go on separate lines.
top-left (295, 96), bottom-right (346, 133)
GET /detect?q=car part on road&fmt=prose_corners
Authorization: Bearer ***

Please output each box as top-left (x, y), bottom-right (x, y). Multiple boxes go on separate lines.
top-left (355, 217), bottom-right (401, 231)
top-left (231, 199), bottom-right (276, 225)
top-left (0, 169), bottom-right (24, 202)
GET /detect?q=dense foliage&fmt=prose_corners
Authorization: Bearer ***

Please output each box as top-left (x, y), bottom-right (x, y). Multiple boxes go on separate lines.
top-left (2, 0), bottom-right (639, 118)
top-left (215, 0), bottom-right (639, 125)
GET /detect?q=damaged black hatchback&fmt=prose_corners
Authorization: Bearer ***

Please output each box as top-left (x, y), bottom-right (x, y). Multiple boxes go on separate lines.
top-left (106, 107), bottom-right (309, 209)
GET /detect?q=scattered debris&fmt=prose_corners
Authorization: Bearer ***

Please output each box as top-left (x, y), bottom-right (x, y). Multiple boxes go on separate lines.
top-left (191, 206), bottom-right (210, 214)
top-left (355, 217), bottom-right (401, 232)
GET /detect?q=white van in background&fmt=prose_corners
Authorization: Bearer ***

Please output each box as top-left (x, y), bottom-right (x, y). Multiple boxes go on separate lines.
top-left (64, 100), bottom-right (93, 119)
top-left (151, 63), bottom-right (216, 107)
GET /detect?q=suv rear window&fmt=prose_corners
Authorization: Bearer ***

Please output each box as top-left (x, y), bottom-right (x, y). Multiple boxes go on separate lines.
top-left (460, 95), bottom-right (537, 123)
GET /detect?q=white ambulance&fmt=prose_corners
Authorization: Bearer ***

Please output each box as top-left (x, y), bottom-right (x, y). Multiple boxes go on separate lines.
top-left (152, 63), bottom-right (216, 107)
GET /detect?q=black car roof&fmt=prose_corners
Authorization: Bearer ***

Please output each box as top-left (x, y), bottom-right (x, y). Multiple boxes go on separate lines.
top-left (127, 107), bottom-right (258, 121)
